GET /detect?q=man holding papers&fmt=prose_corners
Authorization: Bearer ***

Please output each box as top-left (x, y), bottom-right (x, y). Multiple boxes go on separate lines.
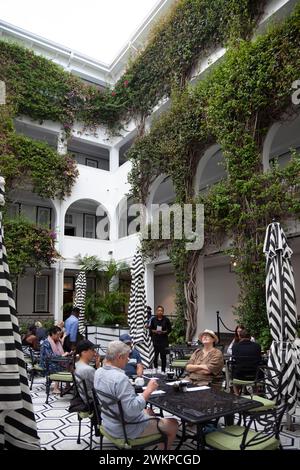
top-left (150, 305), bottom-right (172, 374)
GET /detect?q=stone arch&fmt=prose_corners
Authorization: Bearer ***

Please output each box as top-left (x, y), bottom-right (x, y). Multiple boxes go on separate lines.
top-left (64, 198), bottom-right (110, 240)
top-left (194, 144), bottom-right (227, 194)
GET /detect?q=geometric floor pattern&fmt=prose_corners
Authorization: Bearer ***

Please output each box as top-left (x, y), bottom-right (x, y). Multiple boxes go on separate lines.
top-left (31, 376), bottom-right (300, 450)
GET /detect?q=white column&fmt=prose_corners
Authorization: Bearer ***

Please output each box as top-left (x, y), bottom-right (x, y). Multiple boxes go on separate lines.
top-left (109, 147), bottom-right (119, 172)
top-left (195, 255), bottom-right (205, 340)
top-left (145, 263), bottom-right (155, 310)
top-left (53, 261), bottom-right (64, 322)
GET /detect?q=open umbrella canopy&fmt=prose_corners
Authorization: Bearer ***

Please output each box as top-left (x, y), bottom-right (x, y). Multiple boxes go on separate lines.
top-left (127, 250), bottom-right (154, 368)
top-left (264, 221), bottom-right (300, 412)
top-left (0, 177), bottom-right (40, 449)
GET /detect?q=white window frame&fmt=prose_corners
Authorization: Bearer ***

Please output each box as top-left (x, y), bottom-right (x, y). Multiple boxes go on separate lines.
top-left (34, 275), bottom-right (49, 313)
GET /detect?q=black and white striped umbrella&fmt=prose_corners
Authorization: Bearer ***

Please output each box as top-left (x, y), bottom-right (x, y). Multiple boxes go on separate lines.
top-left (128, 250), bottom-right (154, 368)
top-left (0, 177), bottom-right (40, 449)
top-left (263, 221), bottom-right (300, 412)
top-left (74, 270), bottom-right (87, 336)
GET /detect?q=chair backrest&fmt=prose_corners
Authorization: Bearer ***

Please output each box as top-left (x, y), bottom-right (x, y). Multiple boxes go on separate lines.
top-left (45, 356), bottom-right (74, 374)
top-left (29, 347), bottom-right (40, 365)
top-left (231, 355), bottom-right (262, 380)
top-left (254, 365), bottom-right (283, 403)
top-left (71, 372), bottom-right (93, 414)
top-left (241, 401), bottom-right (288, 450)
top-left (92, 388), bottom-right (130, 443)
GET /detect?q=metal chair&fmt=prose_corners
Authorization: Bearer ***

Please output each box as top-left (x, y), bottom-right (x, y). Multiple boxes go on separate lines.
top-left (242, 365), bottom-right (283, 411)
top-left (45, 356), bottom-right (73, 404)
top-left (71, 372), bottom-right (95, 449)
top-left (92, 388), bottom-right (168, 450)
top-left (205, 401), bottom-right (288, 450)
top-left (23, 347), bottom-right (44, 390)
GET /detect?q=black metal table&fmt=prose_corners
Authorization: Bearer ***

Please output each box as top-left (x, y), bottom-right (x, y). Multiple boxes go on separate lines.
top-left (145, 376), bottom-right (261, 450)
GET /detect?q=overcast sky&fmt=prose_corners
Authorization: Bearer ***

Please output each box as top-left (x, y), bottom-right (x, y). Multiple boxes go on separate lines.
top-left (0, 0), bottom-right (159, 64)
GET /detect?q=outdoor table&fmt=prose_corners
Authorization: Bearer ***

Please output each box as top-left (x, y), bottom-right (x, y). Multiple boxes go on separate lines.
top-left (144, 375), bottom-right (261, 450)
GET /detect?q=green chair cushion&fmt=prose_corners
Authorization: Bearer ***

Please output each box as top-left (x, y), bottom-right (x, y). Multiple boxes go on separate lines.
top-left (232, 379), bottom-right (255, 385)
top-left (33, 364), bottom-right (44, 371)
top-left (78, 411), bottom-right (93, 419)
top-left (49, 373), bottom-right (73, 382)
top-left (170, 360), bottom-right (188, 368)
top-left (205, 425), bottom-right (279, 450)
top-left (241, 395), bottom-right (276, 412)
top-left (99, 425), bottom-right (162, 449)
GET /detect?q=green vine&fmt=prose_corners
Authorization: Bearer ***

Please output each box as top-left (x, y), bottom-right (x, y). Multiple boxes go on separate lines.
top-left (3, 217), bottom-right (60, 277)
top-left (134, 4), bottom-right (300, 338)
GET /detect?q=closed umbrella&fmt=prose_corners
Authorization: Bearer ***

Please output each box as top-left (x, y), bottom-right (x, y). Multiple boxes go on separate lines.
top-left (263, 221), bottom-right (300, 413)
top-left (0, 177), bottom-right (40, 449)
top-left (128, 250), bottom-right (154, 368)
top-left (74, 270), bottom-right (87, 336)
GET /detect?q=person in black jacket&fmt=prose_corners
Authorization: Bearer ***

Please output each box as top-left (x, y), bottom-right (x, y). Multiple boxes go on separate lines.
top-left (232, 328), bottom-right (262, 395)
top-left (150, 305), bottom-right (172, 373)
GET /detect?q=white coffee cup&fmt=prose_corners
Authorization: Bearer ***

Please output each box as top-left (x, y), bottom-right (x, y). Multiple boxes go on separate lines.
top-left (135, 377), bottom-right (145, 387)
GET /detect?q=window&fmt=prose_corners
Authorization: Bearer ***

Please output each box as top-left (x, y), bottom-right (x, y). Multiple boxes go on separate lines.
top-left (65, 213), bottom-right (73, 225)
top-left (64, 277), bottom-right (74, 291)
top-left (34, 276), bottom-right (49, 312)
top-left (84, 214), bottom-right (96, 238)
top-left (37, 206), bottom-right (51, 228)
top-left (86, 158), bottom-right (98, 168)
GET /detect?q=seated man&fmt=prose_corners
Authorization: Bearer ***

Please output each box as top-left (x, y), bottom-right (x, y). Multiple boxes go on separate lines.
top-left (75, 340), bottom-right (101, 400)
top-left (119, 333), bottom-right (143, 377)
top-left (232, 328), bottom-right (262, 395)
top-left (94, 340), bottom-right (178, 449)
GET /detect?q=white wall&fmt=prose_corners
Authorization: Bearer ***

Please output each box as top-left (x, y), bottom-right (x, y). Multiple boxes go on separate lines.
top-left (154, 273), bottom-right (176, 316)
top-left (17, 271), bottom-right (54, 318)
top-left (204, 264), bottom-right (239, 333)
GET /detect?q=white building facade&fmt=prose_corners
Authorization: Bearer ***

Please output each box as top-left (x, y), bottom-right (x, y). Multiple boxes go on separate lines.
top-left (1, 0), bottom-right (300, 335)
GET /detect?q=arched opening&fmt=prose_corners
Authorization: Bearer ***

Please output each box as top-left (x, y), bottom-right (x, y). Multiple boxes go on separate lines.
top-left (64, 199), bottom-right (110, 240)
top-left (267, 114), bottom-right (300, 170)
top-left (196, 145), bottom-right (227, 194)
top-left (117, 196), bottom-right (140, 238)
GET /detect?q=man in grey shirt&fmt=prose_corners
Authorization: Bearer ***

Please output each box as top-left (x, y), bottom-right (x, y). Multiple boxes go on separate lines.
top-left (75, 340), bottom-right (100, 400)
top-left (94, 340), bottom-right (178, 449)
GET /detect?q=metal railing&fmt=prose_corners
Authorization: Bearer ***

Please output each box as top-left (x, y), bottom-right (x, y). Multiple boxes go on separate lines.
top-left (216, 311), bottom-right (235, 343)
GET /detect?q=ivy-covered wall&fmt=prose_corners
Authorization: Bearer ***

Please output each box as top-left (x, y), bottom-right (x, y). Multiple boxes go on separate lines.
top-left (1, 0), bottom-right (300, 342)
top-left (128, 4), bottom-right (300, 342)
top-left (0, 0), bottom-right (265, 279)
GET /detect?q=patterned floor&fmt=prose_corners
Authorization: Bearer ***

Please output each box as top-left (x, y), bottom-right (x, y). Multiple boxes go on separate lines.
top-left (30, 376), bottom-right (300, 450)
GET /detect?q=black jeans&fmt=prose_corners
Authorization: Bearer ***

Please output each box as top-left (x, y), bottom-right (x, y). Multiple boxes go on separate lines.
top-left (153, 345), bottom-right (167, 372)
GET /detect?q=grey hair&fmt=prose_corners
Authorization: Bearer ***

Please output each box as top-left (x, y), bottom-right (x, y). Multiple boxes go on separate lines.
top-left (106, 341), bottom-right (130, 361)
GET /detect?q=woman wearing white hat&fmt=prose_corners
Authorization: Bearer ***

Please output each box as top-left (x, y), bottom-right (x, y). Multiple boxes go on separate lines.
top-left (185, 329), bottom-right (224, 387)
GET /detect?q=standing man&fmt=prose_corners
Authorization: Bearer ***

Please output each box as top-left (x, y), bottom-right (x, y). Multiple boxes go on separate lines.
top-left (119, 334), bottom-right (143, 377)
top-left (150, 305), bottom-right (172, 374)
top-left (64, 307), bottom-right (80, 351)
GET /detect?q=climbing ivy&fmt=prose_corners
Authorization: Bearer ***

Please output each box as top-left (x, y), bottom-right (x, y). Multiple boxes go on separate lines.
top-left (0, 0), bottom-right (298, 338)
top-left (133, 4), bottom-right (300, 339)
top-left (4, 217), bottom-right (60, 277)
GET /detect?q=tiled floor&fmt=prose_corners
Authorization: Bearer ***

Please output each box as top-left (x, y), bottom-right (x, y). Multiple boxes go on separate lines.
top-left (30, 376), bottom-right (300, 450)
